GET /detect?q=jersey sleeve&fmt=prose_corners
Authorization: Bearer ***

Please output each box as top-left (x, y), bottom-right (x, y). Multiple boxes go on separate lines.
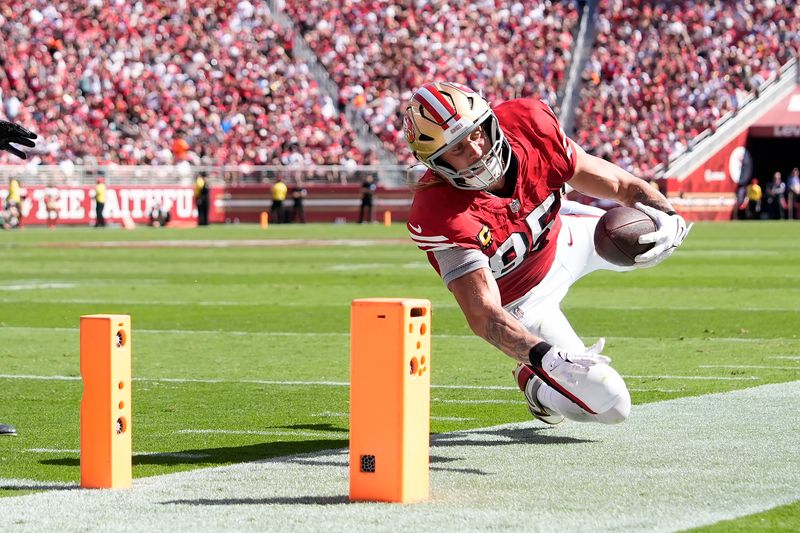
top-left (433, 246), bottom-right (490, 286)
top-left (407, 180), bottom-right (484, 253)
top-left (407, 181), bottom-right (488, 279)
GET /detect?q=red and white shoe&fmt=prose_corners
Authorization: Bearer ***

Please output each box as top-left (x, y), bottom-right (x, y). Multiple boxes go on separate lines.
top-left (513, 364), bottom-right (564, 425)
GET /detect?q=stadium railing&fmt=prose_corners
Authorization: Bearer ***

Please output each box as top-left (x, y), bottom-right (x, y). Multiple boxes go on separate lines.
top-left (0, 164), bottom-right (426, 188)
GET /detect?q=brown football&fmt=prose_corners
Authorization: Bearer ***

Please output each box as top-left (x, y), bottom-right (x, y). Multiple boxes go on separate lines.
top-left (593, 207), bottom-right (657, 266)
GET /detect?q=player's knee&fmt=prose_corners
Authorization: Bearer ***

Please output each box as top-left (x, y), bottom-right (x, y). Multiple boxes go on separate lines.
top-left (569, 363), bottom-right (628, 415)
top-left (595, 389), bottom-right (631, 425)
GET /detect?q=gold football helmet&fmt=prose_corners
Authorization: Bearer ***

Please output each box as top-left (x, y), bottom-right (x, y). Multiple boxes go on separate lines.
top-left (402, 82), bottom-right (510, 190)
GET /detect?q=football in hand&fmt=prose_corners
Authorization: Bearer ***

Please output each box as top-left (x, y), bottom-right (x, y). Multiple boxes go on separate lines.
top-left (593, 206), bottom-right (657, 266)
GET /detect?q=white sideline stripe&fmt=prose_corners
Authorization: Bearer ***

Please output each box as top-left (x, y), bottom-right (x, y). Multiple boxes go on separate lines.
top-left (23, 449), bottom-right (211, 459)
top-left (564, 305), bottom-right (800, 312)
top-left (42, 239), bottom-right (407, 249)
top-left (564, 303), bottom-right (797, 313)
top-left (1, 283), bottom-right (78, 291)
top-left (770, 356), bottom-right (800, 360)
top-left (0, 326), bottom-right (352, 337)
top-left (0, 298), bottom-right (353, 307)
top-left (1, 382), bottom-right (798, 532)
top-left (0, 326), bottom-right (794, 344)
top-left (3, 298), bottom-right (799, 311)
top-left (700, 365), bottom-right (800, 370)
top-left (0, 373), bottom-right (761, 386)
top-left (624, 375), bottom-right (760, 381)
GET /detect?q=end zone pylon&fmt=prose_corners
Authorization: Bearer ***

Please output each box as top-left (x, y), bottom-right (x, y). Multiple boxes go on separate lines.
top-left (349, 298), bottom-right (430, 503)
top-left (80, 314), bottom-right (132, 488)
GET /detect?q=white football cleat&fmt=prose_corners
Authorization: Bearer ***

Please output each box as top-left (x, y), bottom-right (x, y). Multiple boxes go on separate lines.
top-left (513, 364), bottom-right (564, 425)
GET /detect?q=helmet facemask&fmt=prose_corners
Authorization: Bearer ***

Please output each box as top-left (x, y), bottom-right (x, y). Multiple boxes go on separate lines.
top-left (427, 116), bottom-right (511, 191)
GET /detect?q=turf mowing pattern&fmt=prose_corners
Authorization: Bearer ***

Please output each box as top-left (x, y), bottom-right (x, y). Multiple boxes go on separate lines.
top-left (0, 221), bottom-right (798, 531)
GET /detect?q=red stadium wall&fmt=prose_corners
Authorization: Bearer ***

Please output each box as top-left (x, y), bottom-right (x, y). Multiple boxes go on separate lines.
top-left (665, 130), bottom-right (749, 221)
top-left (211, 185), bottom-right (412, 224)
top-left (3, 185), bottom-right (197, 226)
top-left (2, 184), bottom-right (413, 226)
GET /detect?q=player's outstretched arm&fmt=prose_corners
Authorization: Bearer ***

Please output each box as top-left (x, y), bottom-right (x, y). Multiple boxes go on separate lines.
top-left (567, 141), bottom-right (691, 267)
top-left (568, 141), bottom-right (671, 210)
top-left (0, 120), bottom-right (37, 160)
top-left (449, 268), bottom-right (536, 364)
top-left (447, 268), bottom-right (609, 380)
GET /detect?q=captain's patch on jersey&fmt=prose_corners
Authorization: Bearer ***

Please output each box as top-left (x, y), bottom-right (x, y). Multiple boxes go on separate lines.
top-left (477, 225), bottom-right (493, 250)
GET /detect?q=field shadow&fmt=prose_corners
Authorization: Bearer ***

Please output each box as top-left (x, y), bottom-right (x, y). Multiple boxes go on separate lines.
top-left (0, 483), bottom-right (77, 492)
top-left (39, 438), bottom-right (349, 467)
top-left (431, 426), bottom-right (595, 447)
top-left (163, 495), bottom-right (349, 506)
top-left (279, 423), bottom-right (348, 433)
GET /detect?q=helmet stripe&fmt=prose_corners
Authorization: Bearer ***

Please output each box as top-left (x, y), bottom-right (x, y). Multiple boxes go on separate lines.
top-left (414, 85), bottom-right (461, 130)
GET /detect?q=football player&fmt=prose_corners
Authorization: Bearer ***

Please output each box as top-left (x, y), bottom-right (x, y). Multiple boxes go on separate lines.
top-left (0, 118), bottom-right (34, 435)
top-left (403, 82), bottom-right (690, 425)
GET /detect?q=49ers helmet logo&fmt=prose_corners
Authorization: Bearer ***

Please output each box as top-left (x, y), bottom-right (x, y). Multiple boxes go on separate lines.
top-left (402, 112), bottom-right (416, 144)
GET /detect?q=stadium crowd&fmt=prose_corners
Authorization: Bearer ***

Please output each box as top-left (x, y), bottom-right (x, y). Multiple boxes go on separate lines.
top-left (0, 0), bottom-right (365, 166)
top-left (576, 0), bottom-right (799, 176)
top-left (0, 0), bottom-right (797, 176)
top-left (284, 0), bottom-right (581, 163)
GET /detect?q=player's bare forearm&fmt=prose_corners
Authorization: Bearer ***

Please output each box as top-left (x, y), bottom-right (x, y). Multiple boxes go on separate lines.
top-left (569, 141), bottom-right (674, 212)
top-left (480, 308), bottom-right (538, 363)
top-left (448, 268), bottom-right (539, 364)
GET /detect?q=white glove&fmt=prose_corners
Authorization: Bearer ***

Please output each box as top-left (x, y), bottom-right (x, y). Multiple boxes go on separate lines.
top-left (539, 338), bottom-right (610, 385)
top-left (634, 202), bottom-right (693, 267)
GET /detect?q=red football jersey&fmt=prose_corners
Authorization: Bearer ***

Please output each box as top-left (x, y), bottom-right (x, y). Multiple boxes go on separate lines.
top-left (407, 98), bottom-right (577, 305)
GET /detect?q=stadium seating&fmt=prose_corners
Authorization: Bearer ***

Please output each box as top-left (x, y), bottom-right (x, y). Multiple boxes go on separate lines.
top-left (575, 0), bottom-right (799, 176)
top-left (0, 1), bottom-right (365, 165)
top-left (283, 0), bottom-right (580, 163)
top-left (2, 0), bottom-right (796, 174)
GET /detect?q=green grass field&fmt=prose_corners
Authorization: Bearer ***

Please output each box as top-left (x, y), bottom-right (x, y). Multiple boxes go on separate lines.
top-left (0, 221), bottom-right (798, 530)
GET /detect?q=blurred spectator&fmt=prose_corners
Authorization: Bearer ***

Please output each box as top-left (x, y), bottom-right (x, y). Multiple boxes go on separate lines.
top-left (195, 174), bottom-right (209, 226)
top-left (94, 177), bottom-right (106, 227)
top-left (291, 184), bottom-right (307, 223)
top-left (787, 167), bottom-right (800, 219)
top-left (44, 182), bottom-right (59, 229)
top-left (744, 178), bottom-right (762, 220)
top-left (5, 177), bottom-right (22, 210)
top-left (0, 205), bottom-right (20, 229)
top-left (4, 177), bottom-right (26, 228)
top-left (271, 176), bottom-right (288, 223)
top-left (765, 172), bottom-right (787, 220)
top-left (358, 174), bottom-right (377, 224)
top-left (148, 201), bottom-right (171, 227)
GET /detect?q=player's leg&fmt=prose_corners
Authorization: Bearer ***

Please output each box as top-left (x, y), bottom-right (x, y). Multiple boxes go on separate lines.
top-left (509, 294), bottom-right (631, 425)
top-left (506, 216), bottom-right (632, 424)
top-left (558, 211), bottom-right (638, 278)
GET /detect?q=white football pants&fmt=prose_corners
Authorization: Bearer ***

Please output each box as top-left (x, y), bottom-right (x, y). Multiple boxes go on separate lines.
top-left (503, 201), bottom-right (634, 424)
